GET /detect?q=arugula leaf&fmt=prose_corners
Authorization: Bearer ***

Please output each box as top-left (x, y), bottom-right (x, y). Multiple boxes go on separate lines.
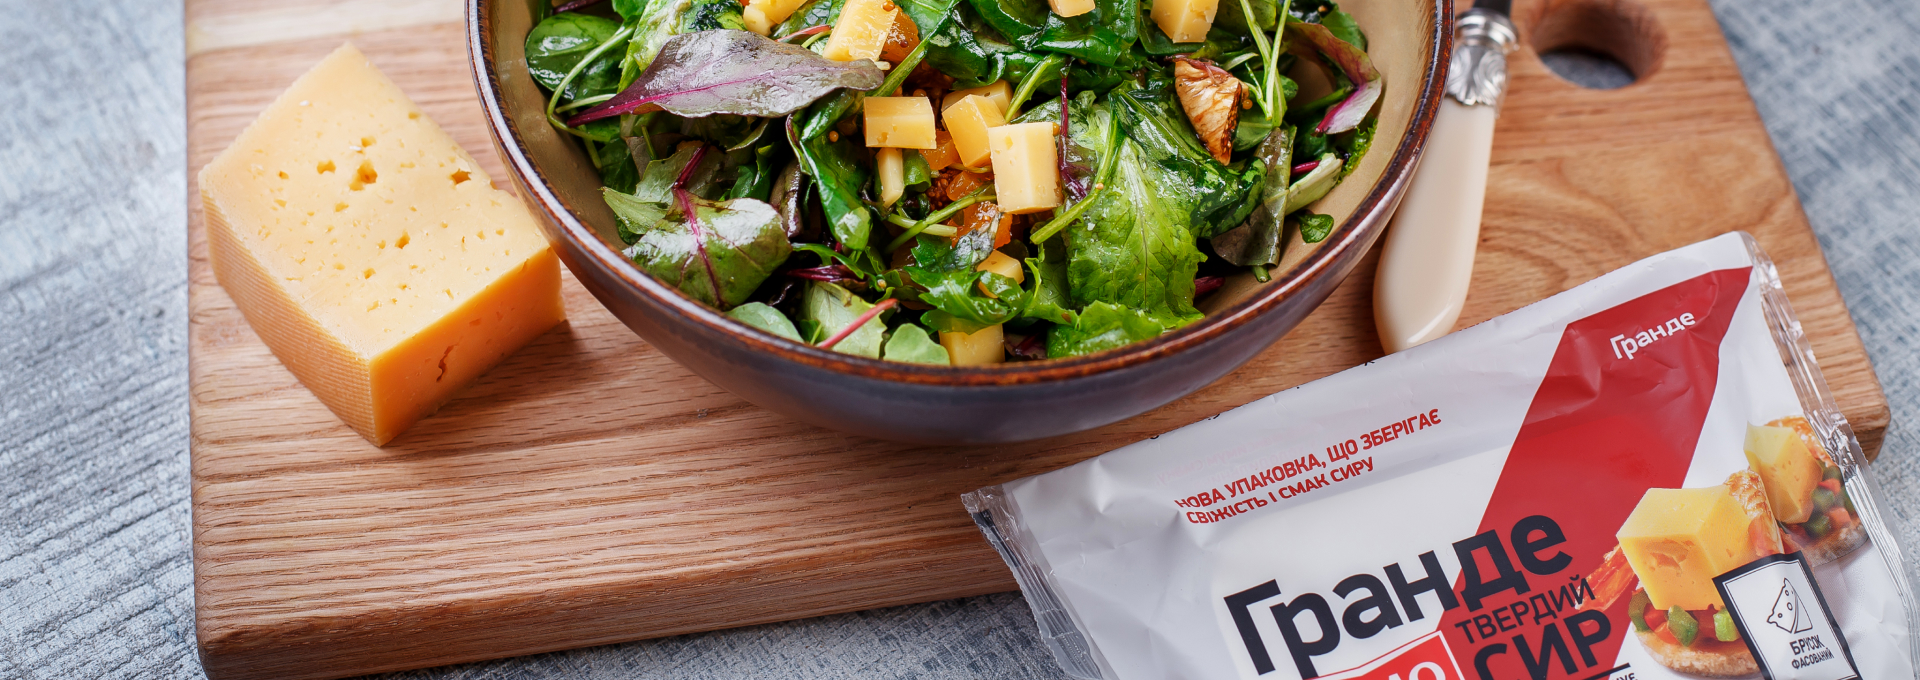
top-left (1047, 301), bottom-right (1165, 357)
top-left (1022, 237), bottom-right (1076, 324)
top-left (904, 234), bottom-right (1026, 330)
top-left (572, 30), bottom-right (882, 124)
top-left (787, 118), bottom-right (874, 251)
top-left (728, 302), bottom-right (803, 340)
top-left (803, 282), bottom-right (886, 357)
top-left (526, 13), bottom-right (626, 104)
top-left (882, 324), bottom-right (952, 364)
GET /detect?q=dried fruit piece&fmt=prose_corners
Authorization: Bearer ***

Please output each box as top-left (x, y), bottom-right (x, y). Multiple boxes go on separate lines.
top-left (1172, 57), bottom-right (1243, 164)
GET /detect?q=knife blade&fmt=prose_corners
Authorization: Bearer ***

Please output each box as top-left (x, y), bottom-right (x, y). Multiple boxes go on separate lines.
top-left (1372, 5), bottom-right (1516, 353)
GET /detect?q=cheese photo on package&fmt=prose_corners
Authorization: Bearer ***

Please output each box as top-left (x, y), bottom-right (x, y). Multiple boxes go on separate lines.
top-left (964, 233), bottom-right (1917, 680)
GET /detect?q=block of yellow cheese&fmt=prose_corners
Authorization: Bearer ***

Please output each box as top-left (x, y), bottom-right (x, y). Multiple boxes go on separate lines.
top-left (863, 96), bottom-right (938, 148)
top-left (1152, 0), bottom-right (1219, 43)
top-left (822, 0), bottom-right (900, 63)
top-left (941, 81), bottom-right (1012, 115)
top-left (987, 122), bottom-right (1061, 214)
top-left (199, 44), bottom-right (565, 446)
top-left (1050, 0), bottom-right (1097, 17)
top-left (940, 324), bottom-right (1005, 366)
top-left (1616, 485), bottom-right (1756, 610)
top-left (942, 94), bottom-right (1007, 169)
top-left (1745, 424), bottom-right (1823, 523)
top-left (743, 0), bottom-right (810, 35)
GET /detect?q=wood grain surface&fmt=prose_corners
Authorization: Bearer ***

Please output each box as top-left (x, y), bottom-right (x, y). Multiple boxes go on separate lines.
top-left (185, 0), bottom-right (1889, 677)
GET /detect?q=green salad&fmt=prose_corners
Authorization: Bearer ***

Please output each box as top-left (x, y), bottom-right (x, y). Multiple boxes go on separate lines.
top-left (525, 0), bottom-right (1381, 364)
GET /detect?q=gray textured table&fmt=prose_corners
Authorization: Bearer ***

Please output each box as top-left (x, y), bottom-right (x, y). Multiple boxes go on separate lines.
top-left (4, 0), bottom-right (1918, 678)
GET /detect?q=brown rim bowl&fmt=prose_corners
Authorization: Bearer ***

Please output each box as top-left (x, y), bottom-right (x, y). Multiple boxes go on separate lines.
top-left (467, 0), bottom-right (1451, 444)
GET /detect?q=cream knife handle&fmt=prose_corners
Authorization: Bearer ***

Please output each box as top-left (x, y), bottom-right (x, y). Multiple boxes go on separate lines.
top-left (1374, 100), bottom-right (1498, 353)
top-left (1374, 8), bottom-right (1515, 353)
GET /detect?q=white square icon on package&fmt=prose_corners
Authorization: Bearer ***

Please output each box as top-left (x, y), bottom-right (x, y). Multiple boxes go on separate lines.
top-left (1715, 553), bottom-right (1861, 680)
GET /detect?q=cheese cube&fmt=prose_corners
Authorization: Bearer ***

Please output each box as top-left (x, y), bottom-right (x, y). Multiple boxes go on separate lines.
top-left (941, 81), bottom-right (1012, 115)
top-left (942, 94), bottom-right (1006, 169)
top-left (1616, 485), bottom-right (1756, 610)
top-left (742, 0), bottom-right (809, 36)
top-left (940, 324), bottom-right (1005, 365)
top-left (987, 122), bottom-right (1061, 214)
top-left (823, 0), bottom-right (900, 63)
top-left (1745, 424), bottom-right (1823, 523)
top-left (863, 96), bottom-right (937, 148)
top-left (975, 250), bottom-right (1024, 298)
top-left (1050, 0), bottom-right (1097, 17)
top-left (1152, 0), bottom-right (1218, 43)
top-left (199, 44), bottom-right (565, 446)
top-left (875, 147), bottom-right (905, 209)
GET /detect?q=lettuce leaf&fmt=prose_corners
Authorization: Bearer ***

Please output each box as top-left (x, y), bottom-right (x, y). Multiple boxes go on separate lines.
top-left (727, 302), bottom-right (803, 340)
top-left (803, 282), bottom-right (886, 357)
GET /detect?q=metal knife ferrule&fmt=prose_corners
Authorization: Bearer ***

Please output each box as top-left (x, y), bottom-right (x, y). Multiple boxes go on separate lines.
top-left (1446, 9), bottom-right (1519, 109)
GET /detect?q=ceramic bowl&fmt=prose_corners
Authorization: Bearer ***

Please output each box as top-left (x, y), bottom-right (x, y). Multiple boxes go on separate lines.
top-left (468, 0), bottom-right (1450, 443)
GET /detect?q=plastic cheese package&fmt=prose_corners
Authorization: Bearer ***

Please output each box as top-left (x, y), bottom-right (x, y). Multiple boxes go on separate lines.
top-left (963, 233), bottom-right (1918, 680)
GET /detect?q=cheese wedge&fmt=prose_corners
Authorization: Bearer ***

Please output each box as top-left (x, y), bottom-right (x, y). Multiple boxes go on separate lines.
top-left (1616, 485), bottom-right (1755, 610)
top-left (200, 43), bottom-right (565, 446)
top-left (1745, 424), bottom-right (1824, 523)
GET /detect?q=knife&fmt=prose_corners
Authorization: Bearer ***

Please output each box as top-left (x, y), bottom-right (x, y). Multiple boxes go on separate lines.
top-left (1372, 2), bottom-right (1517, 353)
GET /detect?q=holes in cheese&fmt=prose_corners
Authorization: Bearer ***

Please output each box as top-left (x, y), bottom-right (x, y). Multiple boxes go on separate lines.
top-left (823, 0), bottom-right (900, 63)
top-left (941, 94), bottom-right (1006, 169)
top-left (1050, 0), bottom-right (1096, 17)
top-left (940, 324), bottom-right (1005, 366)
top-left (863, 96), bottom-right (937, 148)
top-left (1745, 424), bottom-right (1824, 523)
top-left (986, 122), bottom-right (1061, 214)
top-left (940, 81), bottom-right (1012, 116)
top-left (1615, 485), bottom-right (1758, 611)
top-left (743, 0), bottom-right (810, 35)
top-left (1152, 0), bottom-right (1219, 43)
top-left (198, 43), bottom-right (565, 446)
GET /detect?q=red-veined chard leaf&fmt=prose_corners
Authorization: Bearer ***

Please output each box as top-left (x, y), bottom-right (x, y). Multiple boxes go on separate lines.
top-left (1287, 20), bottom-right (1381, 134)
top-left (604, 145), bottom-right (793, 309)
top-left (569, 29), bottom-right (882, 126)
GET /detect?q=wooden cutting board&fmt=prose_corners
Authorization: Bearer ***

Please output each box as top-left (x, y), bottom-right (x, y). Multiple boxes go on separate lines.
top-left (185, 0), bottom-right (1890, 676)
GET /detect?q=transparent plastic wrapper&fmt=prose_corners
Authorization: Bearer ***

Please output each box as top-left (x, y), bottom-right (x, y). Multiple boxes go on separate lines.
top-left (965, 233), bottom-right (1917, 680)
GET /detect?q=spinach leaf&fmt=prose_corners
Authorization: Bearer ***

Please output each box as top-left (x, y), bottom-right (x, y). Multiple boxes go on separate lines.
top-left (594, 136), bottom-right (642, 193)
top-left (924, 4), bottom-right (1047, 88)
top-left (882, 324), bottom-right (952, 364)
top-left (728, 301), bottom-right (803, 340)
top-left (803, 282), bottom-right (886, 357)
top-left (612, 0), bottom-right (653, 21)
top-left (727, 144), bottom-right (781, 201)
top-left (787, 118), bottom-right (874, 251)
top-left (1215, 0), bottom-right (1277, 32)
top-left (572, 30), bottom-right (883, 124)
top-left (1290, 0), bottom-right (1367, 50)
top-left (1295, 211), bottom-right (1335, 243)
top-left (964, 0), bottom-right (1139, 66)
top-left (526, 13), bottom-right (626, 103)
top-left (682, 0), bottom-right (747, 31)
top-left (1046, 301), bottom-right (1164, 357)
top-left (1136, 12), bottom-right (1247, 58)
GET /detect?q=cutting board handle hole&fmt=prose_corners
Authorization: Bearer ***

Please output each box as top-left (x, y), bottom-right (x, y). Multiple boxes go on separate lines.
top-left (1525, 0), bottom-right (1667, 88)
